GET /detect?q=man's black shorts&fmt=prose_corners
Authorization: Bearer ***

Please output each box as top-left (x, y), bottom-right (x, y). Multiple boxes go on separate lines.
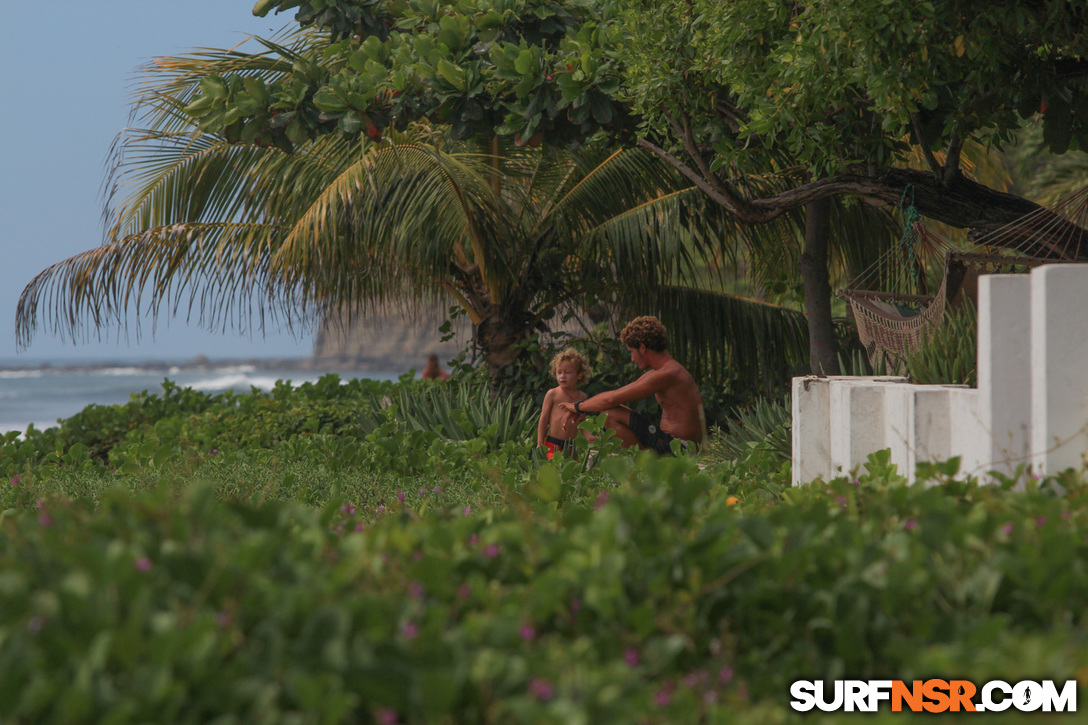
top-left (627, 409), bottom-right (682, 455)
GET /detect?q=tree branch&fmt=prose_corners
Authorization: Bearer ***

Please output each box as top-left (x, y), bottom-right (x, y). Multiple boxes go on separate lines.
top-left (637, 135), bottom-right (1088, 259)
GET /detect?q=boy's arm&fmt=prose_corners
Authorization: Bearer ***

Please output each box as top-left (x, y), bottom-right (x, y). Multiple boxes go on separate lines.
top-left (536, 389), bottom-right (555, 446)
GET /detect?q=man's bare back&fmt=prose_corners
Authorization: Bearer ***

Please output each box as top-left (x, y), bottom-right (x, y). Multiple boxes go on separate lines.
top-left (645, 359), bottom-right (706, 444)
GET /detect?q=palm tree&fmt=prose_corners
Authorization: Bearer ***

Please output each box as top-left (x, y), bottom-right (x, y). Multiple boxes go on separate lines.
top-left (16, 35), bottom-right (811, 391)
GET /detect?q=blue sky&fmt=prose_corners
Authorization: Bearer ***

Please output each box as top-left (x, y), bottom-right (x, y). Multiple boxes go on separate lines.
top-left (0, 2), bottom-right (311, 364)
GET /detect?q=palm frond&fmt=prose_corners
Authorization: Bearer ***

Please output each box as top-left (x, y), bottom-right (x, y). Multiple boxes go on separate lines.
top-left (624, 285), bottom-right (809, 390)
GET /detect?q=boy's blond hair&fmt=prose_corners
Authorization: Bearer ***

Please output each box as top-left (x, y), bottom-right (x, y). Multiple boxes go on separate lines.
top-left (549, 347), bottom-right (591, 383)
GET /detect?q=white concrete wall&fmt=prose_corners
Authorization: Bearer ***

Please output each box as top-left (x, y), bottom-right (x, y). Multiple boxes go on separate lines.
top-left (977, 275), bottom-right (1032, 477)
top-left (793, 264), bottom-right (1088, 485)
top-left (1030, 265), bottom-right (1088, 474)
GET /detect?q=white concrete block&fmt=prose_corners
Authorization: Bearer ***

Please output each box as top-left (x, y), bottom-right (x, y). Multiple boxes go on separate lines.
top-left (909, 386), bottom-right (953, 481)
top-left (1031, 264), bottom-right (1088, 474)
top-left (792, 376), bottom-right (831, 486)
top-left (882, 384), bottom-right (913, 479)
top-left (828, 378), bottom-right (906, 478)
top-left (977, 274), bottom-right (1032, 477)
top-left (947, 387), bottom-right (984, 479)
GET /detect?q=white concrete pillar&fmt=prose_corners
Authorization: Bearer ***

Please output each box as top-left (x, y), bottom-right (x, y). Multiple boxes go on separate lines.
top-left (977, 274), bottom-right (1032, 478)
top-left (792, 376), bottom-right (831, 486)
top-left (828, 377), bottom-right (907, 479)
top-left (947, 387), bottom-right (984, 479)
top-left (1031, 264), bottom-right (1088, 474)
top-left (909, 386), bottom-right (953, 482)
top-left (882, 384), bottom-right (913, 480)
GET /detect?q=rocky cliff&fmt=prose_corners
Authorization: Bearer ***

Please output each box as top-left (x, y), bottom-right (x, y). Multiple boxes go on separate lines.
top-left (311, 307), bottom-right (470, 373)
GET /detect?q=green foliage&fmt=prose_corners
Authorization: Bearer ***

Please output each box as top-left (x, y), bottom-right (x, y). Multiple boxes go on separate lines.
top-left (905, 302), bottom-right (978, 387)
top-left (707, 396), bottom-right (792, 463)
top-left (357, 377), bottom-right (538, 446)
top-left (4, 432), bottom-right (1088, 721)
top-left (236, 0), bottom-right (630, 148)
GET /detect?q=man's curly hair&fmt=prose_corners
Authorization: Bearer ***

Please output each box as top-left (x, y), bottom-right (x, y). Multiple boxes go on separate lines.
top-left (619, 316), bottom-right (668, 352)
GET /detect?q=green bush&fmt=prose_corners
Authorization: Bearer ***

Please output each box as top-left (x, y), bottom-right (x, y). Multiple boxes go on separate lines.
top-left (358, 377), bottom-right (537, 448)
top-left (905, 302), bottom-right (978, 386)
top-left (5, 373), bottom-right (1088, 722)
top-left (2, 451), bottom-right (1087, 722)
top-left (707, 395), bottom-right (792, 463)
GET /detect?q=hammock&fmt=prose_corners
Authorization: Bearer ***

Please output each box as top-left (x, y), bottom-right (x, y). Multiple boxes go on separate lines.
top-left (840, 184), bottom-right (1088, 367)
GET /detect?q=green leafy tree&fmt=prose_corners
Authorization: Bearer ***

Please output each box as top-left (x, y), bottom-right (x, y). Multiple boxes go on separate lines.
top-left (15, 38), bottom-right (808, 390)
top-left (175, 1), bottom-right (1088, 373)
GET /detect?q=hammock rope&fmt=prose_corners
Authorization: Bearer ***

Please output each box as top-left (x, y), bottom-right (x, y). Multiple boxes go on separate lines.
top-left (840, 183), bottom-right (1088, 367)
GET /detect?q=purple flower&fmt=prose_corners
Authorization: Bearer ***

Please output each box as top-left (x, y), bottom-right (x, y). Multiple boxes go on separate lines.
top-left (376, 708), bottom-right (398, 725)
top-left (418, 487), bottom-right (427, 496)
top-left (683, 670), bottom-right (708, 689)
top-left (483, 544), bottom-right (500, 559)
top-left (520, 624), bottom-right (536, 642)
top-left (135, 557), bottom-right (153, 572)
top-left (836, 495), bottom-right (848, 508)
top-left (457, 583), bottom-right (471, 600)
top-left (853, 478), bottom-right (861, 486)
top-left (374, 504), bottom-right (386, 514)
top-left (355, 522), bottom-right (364, 531)
top-left (1062, 511), bottom-right (1072, 520)
top-left (594, 492), bottom-right (609, 510)
top-left (904, 518), bottom-right (917, 531)
top-left (1001, 522), bottom-right (1014, 535)
top-left (529, 677), bottom-right (554, 701)
top-left (463, 505), bottom-right (472, 516)
top-left (408, 581), bottom-right (425, 600)
top-left (9, 475), bottom-right (20, 487)
top-left (1036, 515), bottom-right (1048, 527)
top-left (340, 503), bottom-right (356, 515)
top-left (623, 647), bottom-right (640, 667)
top-left (468, 533), bottom-right (479, 547)
top-left (38, 513), bottom-right (52, 528)
top-left (433, 485), bottom-right (442, 494)
top-left (401, 621), bottom-right (418, 640)
top-left (654, 684), bottom-right (674, 707)
top-left (719, 666), bottom-right (734, 684)
top-left (396, 491), bottom-right (405, 503)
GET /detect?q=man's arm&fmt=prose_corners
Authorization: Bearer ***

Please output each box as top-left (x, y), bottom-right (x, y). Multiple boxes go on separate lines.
top-left (562, 368), bottom-right (672, 415)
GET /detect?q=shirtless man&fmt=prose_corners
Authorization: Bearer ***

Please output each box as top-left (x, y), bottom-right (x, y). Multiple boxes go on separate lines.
top-left (558, 316), bottom-right (706, 453)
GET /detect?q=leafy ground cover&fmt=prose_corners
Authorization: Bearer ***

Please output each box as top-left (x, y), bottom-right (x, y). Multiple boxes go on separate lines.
top-left (1, 376), bottom-right (1087, 722)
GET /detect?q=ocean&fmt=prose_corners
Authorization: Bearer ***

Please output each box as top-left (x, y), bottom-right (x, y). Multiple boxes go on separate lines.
top-left (0, 361), bottom-right (402, 435)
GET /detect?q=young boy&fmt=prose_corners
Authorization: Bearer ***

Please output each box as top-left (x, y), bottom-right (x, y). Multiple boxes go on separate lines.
top-left (536, 348), bottom-right (591, 460)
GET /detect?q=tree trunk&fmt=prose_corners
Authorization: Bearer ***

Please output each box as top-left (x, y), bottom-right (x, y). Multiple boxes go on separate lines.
top-left (474, 311), bottom-right (529, 395)
top-left (800, 197), bottom-right (840, 374)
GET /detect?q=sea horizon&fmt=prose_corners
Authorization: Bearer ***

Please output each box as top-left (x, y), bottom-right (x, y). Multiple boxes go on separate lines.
top-left (0, 355), bottom-right (408, 435)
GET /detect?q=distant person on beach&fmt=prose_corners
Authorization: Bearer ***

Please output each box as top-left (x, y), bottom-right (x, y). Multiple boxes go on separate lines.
top-left (558, 316), bottom-right (705, 453)
top-left (420, 354), bottom-right (449, 380)
top-left (536, 348), bottom-right (591, 460)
